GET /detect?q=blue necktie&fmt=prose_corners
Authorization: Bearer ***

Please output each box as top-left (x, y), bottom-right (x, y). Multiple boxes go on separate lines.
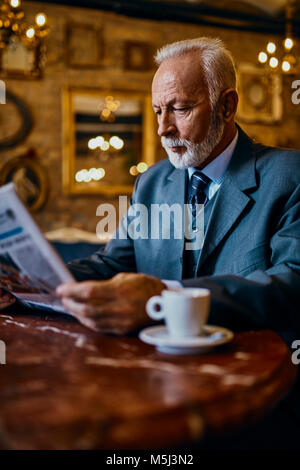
top-left (188, 171), bottom-right (211, 230)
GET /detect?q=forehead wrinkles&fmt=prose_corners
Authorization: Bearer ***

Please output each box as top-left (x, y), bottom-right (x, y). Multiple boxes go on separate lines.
top-left (152, 62), bottom-right (207, 103)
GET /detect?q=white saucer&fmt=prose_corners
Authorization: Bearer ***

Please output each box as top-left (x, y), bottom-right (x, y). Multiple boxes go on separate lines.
top-left (139, 325), bottom-right (234, 355)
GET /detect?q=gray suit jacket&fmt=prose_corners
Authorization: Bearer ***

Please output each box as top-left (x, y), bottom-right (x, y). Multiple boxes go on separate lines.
top-left (69, 126), bottom-right (300, 334)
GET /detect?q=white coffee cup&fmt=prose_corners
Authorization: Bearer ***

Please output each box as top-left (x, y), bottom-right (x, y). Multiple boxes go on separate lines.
top-left (146, 288), bottom-right (210, 338)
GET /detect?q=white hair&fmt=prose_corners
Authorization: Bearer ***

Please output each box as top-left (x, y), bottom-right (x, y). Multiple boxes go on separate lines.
top-left (154, 37), bottom-right (236, 107)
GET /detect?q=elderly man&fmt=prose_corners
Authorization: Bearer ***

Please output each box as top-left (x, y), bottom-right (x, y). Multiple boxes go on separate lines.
top-left (1, 38), bottom-right (300, 338)
top-left (54, 36), bottom-right (300, 338)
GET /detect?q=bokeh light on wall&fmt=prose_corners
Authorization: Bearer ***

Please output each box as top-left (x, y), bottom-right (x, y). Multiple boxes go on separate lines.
top-left (129, 162), bottom-right (148, 176)
top-left (100, 96), bottom-right (121, 122)
top-left (88, 135), bottom-right (124, 152)
top-left (75, 168), bottom-right (105, 183)
top-left (35, 13), bottom-right (46, 26)
top-left (137, 162), bottom-right (148, 173)
top-left (109, 136), bottom-right (124, 150)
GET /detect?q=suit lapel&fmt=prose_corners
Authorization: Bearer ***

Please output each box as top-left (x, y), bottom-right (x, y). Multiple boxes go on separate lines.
top-left (196, 128), bottom-right (258, 273)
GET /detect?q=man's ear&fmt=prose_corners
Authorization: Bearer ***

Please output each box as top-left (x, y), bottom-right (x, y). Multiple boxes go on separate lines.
top-left (219, 89), bottom-right (238, 122)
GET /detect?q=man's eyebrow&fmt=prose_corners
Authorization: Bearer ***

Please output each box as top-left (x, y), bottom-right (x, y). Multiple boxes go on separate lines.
top-left (152, 98), bottom-right (182, 108)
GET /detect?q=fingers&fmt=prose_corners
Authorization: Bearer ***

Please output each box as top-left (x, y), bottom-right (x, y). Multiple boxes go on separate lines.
top-left (56, 281), bottom-right (114, 301)
top-left (61, 297), bottom-right (123, 318)
top-left (0, 291), bottom-right (16, 310)
top-left (61, 297), bottom-right (97, 317)
top-left (61, 297), bottom-right (134, 334)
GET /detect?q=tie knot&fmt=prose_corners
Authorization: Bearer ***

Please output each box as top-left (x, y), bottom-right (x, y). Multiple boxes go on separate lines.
top-left (190, 171), bottom-right (211, 195)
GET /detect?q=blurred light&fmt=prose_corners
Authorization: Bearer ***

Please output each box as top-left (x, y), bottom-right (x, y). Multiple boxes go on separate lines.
top-left (107, 102), bottom-right (118, 112)
top-left (282, 60), bottom-right (291, 72)
top-left (75, 169), bottom-right (88, 182)
top-left (76, 167), bottom-right (105, 182)
top-left (88, 138), bottom-right (97, 150)
top-left (269, 57), bottom-right (278, 68)
top-left (75, 172), bottom-right (84, 182)
top-left (26, 27), bottom-right (35, 39)
top-left (88, 168), bottom-right (98, 179)
top-left (129, 165), bottom-right (139, 176)
top-left (258, 52), bottom-right (268, 64)
top-left (137, 162), bottom-right (148, 173)
top-left (100, 141), bottom-right (110, 151)
top-left (267, 42), bottom-right (276, 54)
top-left (98, 168), bottom-right (105, 179)
top-left (35, 13), bottom-right (47, 27)
top-left (110, 136), bottom-right (124, 150)
top-left (95, 136), bottom-right (104, 146)
top-left (104, 96), bottom-right (120, 113)
top-left (89, 168), bottom-right (105, 181)
top-left (93, 170), bottom-right (101, 181)
top-left (284, 38), bottom-right (294, 50)
top-left (10, 0), bottom-right (20, 7)
top-left (101, 109), bottom-right (111, 118)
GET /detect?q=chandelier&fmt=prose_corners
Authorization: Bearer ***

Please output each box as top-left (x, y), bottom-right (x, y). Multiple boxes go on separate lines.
top-left (257, 0), bottom-right (298, 73)
top-left (0, 0), bottom-right (49, 50)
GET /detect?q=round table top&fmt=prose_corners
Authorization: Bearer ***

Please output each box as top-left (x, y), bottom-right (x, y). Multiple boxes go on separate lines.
top-left (0, 310), bottom-right (297, 450)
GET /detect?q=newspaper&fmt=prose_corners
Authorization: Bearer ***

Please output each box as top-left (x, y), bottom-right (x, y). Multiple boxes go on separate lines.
top-left (0, 183), bottom-right (75, 313)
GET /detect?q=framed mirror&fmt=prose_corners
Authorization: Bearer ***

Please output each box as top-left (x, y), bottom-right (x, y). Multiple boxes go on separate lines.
top-left (0, 35), bottom-right (42, 79)
top-left (62, 87), bottom-right (157, 196)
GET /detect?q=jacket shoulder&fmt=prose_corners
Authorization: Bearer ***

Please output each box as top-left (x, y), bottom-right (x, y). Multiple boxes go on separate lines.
top-left (142, 158), bottom-right (173, 176)
top-left (135, 158), bottom-right (174, 186)
top-left (255, 143), bottom-right (300, 181)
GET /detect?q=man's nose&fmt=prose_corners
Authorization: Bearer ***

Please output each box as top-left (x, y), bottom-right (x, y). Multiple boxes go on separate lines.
top-left (157, 113), bottom-right (176, 137)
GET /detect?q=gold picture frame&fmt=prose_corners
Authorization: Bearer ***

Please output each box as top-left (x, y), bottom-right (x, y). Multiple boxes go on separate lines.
top-left (123, 41), bottom-right (153, 71)
top-left (66, 23), bottom-right (103, 68)
top-left (62, 87), bottom-right (157, 196)
top-left (237, 63), bottom-right (282, 124)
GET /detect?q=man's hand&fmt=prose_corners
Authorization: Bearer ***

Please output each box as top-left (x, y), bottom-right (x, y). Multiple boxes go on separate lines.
top-left (56, 272), bottom-right (166, 335)
top-left (0, 289), bottom-right (16, 311)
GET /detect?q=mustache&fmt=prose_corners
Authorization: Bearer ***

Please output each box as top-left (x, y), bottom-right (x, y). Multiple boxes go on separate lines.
top-left (161, 137), bottom-right (191, 148)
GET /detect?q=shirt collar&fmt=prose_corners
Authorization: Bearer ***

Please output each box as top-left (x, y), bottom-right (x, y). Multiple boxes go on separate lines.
top-left (188, 129), bottom-right (238, 184)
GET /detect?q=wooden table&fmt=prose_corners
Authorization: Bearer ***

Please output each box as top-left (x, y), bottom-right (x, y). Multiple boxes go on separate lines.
top-left (0, 310), bottom-right (297, 450)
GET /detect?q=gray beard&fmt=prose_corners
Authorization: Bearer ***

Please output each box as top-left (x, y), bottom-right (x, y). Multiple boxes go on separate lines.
top-left (161, 108), bottom-right (225, 169)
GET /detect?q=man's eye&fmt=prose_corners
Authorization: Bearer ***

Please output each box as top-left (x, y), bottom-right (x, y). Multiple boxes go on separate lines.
top-left (174, 107), bottom-right (189, 113)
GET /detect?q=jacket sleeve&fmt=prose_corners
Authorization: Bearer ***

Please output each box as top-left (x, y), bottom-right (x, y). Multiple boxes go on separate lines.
top-left (68, 178), bottom-right (141, 281)
top-left (182, 184), bottom-right (300, 334)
